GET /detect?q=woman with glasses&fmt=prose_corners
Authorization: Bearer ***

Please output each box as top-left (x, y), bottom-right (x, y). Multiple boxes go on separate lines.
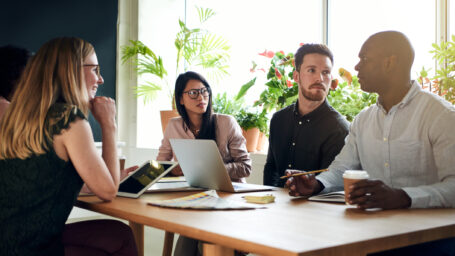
top-left (157, 71), bottom-right (251, 256)
top-left (0, 37), bottom-right (138, 256)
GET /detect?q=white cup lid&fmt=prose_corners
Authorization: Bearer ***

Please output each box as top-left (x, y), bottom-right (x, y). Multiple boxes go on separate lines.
top-left (342, 170), bottom-right (369, 179)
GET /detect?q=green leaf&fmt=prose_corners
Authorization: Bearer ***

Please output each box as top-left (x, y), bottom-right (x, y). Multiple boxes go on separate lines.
top-left (235, 78), bottom-right (256, 101)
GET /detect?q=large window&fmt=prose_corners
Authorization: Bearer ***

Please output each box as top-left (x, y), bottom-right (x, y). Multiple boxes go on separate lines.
top-left (328, 0), bottom-right (435, 78)
top-left (135, 0), bottom-right (445, 149)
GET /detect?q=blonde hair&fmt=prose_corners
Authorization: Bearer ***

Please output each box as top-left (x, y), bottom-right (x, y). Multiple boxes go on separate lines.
top-left (0, 37), bottom-right (94, 159)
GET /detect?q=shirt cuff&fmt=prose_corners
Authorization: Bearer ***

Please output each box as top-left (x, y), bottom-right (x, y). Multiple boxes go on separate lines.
top-left (402, 187), bottom-right (430, 208)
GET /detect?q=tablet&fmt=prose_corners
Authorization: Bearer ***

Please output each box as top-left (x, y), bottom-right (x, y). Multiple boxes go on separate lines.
top-left (117, 160), bottom-right (178, 198)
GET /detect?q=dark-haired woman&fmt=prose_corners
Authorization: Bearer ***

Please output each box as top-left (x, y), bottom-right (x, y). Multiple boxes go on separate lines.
top-left (157, 71), bottom-right (251, 181)
top-left (157, 71), bottom-right (251, 256)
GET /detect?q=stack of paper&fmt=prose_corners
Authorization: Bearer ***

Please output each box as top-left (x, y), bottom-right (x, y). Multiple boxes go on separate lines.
top-left (148, 190), bottom-right (266, 210)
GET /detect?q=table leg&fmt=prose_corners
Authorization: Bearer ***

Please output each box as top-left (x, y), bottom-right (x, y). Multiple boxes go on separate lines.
top-left (129, 221), bottom-right (144, 256)
top-left (203, 243), bottom-right (234, 256)
top-left (162, 231), bottom-right (175, 256)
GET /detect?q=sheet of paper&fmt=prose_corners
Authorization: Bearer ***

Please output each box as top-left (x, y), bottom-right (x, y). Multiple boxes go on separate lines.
top-left (147, 190), bottom-right (266, 210)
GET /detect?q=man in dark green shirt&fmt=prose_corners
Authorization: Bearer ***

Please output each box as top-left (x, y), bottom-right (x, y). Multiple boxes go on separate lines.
top-left (263, 44), bottom-right (349, 187)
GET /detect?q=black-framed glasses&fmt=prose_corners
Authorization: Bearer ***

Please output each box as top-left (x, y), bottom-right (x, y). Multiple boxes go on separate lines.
top-left (183, 87), bottom-right (211, 99)
top-left (83, 64), bottom-right (101, 77)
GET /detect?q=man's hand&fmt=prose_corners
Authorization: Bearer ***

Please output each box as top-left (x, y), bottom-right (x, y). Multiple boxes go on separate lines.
top-left (348, 179), bottom-right (411, 210)
top-left (285, 170), bottom-right (321, 197)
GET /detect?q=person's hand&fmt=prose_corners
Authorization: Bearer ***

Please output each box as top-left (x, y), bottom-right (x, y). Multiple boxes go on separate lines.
top-left (90, 96), bottom-right (116, 129)
top-left (170, 164), bottom-right (183, 176)
top-left (285, 170), bottom-right (321, 197)
top-left (120, 165), bottom-right (139, 181)
top-left (348, 179), bottom-right (411, 210)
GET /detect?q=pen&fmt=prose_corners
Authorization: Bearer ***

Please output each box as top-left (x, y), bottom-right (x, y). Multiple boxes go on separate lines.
top-left (280, 168), bottom-right (328, 179)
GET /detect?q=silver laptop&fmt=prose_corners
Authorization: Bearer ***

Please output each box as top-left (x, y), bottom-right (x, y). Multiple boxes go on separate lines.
top-left (169, 139), bottom-right (273, 193)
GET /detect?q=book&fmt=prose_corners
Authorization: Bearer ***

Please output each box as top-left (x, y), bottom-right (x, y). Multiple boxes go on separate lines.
top-left (308, 191), bottom-right (345, 203)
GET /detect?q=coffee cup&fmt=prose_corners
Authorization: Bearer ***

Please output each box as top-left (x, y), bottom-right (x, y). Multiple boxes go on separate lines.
top-left (343, 170), bottom-right (369, 205)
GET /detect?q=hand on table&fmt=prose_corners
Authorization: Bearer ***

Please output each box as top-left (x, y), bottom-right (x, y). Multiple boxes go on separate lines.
top-left (348, 179), bottom-right (411, 210)
top-left (170, 164), bottom-right (183, 176)
top-left (285, 170), bottom-right (321, 197)
top-left (80, 165), bottom-right (139, 195)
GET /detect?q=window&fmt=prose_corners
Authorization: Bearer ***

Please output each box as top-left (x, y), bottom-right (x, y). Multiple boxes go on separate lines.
top-left (134, 0), bottom-right (445, 149)
top-left (328, 0), bottom-right (435, 78)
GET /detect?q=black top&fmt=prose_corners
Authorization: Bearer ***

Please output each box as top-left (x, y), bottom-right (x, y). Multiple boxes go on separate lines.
top-left (263, 100), bottom-right (349, 187)
top-left (0, 104), bottom-right (85, 256)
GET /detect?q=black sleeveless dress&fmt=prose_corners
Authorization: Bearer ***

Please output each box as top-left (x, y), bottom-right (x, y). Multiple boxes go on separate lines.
top-left (0, 104), bottom-right (85, 256)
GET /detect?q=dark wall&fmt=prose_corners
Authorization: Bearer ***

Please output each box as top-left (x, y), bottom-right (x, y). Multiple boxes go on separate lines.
top-left (0, 0), bottom-right (118, 141)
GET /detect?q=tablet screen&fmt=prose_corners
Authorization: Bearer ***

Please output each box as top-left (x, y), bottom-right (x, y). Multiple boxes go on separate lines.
top-left (118, 161), bottom-right (175, 194)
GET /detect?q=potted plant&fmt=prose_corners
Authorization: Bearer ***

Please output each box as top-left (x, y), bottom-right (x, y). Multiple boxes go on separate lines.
top-left (327, 68), bottom-right (377, 122)
top-left (121, 7), bottom-right (231, 132)
top-left (231, 108), bottom-right (267, 152)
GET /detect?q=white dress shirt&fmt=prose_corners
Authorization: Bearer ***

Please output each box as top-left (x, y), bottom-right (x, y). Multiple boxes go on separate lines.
top-left (317, 81), bottom-right (455, 208)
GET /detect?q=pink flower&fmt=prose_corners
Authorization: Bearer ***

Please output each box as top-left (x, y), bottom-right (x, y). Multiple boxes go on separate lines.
top-left (279, 50), bottom-right (285, 55)
top-left (286, 80), bottom-right (293, 88)
top-left (299, 43), bottom-right (305, 46)
top-left (275, 68), bottom-right (282, 79)
top-left (259, 50), bottom-right (275, 58)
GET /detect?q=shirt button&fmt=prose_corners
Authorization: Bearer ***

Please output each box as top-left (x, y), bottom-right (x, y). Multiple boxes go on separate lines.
top-left (306, 119), bottom-right (310, 122)
top-left (299, 121), bottom-right (302, 125)
top-left (292, 142), bottom-right (295, 146)
top-left (383, 138), bottom-right (387, 142)
top-left (384, 162), bottom-right (389, 167)
top-left (288, 164), bottom-right (292, 168)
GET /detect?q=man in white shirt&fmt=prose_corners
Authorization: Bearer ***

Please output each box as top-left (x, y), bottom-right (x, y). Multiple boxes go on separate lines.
top-left (286, 30), bottom-right (455, 210)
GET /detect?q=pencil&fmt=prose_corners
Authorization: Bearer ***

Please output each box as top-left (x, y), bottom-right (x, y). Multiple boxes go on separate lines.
top-left (279, 168), bottom-right (328, 179)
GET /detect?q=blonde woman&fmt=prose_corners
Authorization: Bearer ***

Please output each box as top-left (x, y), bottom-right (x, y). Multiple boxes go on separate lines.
top-left (0, 37), bottom-right (137, 256)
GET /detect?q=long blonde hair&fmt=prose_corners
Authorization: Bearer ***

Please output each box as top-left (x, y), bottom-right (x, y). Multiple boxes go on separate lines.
top-left (0, 37), bottom-right (94, 159)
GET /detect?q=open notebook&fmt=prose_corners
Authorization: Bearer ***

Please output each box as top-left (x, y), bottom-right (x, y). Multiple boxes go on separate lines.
top-left (308, 191), bottom-right (345, 203)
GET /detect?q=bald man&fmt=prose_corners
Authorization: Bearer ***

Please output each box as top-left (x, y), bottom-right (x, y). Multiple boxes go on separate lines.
top-left (286, 31), bottom-right (455, 211)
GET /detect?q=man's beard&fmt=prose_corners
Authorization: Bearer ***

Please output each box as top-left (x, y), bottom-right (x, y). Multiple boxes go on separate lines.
top-left (301, 85), bottom-right (326, 101)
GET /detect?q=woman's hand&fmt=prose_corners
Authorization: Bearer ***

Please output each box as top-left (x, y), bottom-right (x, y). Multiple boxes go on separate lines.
top-left (90, 96), bottom-right (116, 129)
top-left (170, 164), bottom-right (183, 176)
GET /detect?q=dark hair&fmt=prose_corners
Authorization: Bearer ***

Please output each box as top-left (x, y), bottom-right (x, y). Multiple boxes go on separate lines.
top-left (174, 71), bottom-right (216, 140)
top-left (0, 45), bottom-right (31, 100)
top-left (294, 44), bottom-right (333, 72)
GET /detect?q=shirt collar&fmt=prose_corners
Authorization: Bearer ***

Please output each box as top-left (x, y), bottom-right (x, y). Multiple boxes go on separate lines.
top-left (293, 99), bottom-right (330, 120)
top-left (376, 80), bottom-right (421, 111)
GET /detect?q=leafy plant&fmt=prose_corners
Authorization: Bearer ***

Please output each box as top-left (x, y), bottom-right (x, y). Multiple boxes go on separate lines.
top-left (251, 50), bottom-right (298, 113)
top-left (121, 6), bottom-right (231, 107)
top-left (428, 35), bottom-right (455, 104)
top-left (235, 109), bottom-right (269, 134)
top-left (327, 69), bottom-right (377, 122)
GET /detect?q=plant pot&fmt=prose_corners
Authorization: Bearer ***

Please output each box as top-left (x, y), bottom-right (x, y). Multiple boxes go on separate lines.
top-left (160, 109), bottom-right (180, 134)
top-left (256, 132), bottom-right (267, 152)
top-left (242, 127), bottom-right (260, 153)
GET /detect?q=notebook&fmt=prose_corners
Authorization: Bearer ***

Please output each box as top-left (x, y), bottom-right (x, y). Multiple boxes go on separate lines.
top-left (308, 191), bottom-right (345, 203)
top-left (169, 139), bottom-right (274, 193)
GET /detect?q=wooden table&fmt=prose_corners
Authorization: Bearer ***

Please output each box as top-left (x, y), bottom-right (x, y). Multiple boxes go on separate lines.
top-left (76, 189), bottom-right (455, 256)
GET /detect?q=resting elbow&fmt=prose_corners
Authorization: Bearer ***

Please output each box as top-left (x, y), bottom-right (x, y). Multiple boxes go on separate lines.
top-left (97, 187), bottom-right (118, 202)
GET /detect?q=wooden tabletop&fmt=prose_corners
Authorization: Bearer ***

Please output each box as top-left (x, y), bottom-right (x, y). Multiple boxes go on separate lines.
top-left (76, 189), bottom-right (455, 256)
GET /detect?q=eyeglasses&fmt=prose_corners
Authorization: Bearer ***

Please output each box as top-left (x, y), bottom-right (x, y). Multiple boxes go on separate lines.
top-left (83, 64), bottom-right (101, 77)
top-left (183, 87), bottom-right (211, 99)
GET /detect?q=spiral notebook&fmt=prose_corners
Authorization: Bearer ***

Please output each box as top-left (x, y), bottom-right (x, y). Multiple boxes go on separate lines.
top-left (308, 191), bottom-right (345, 203)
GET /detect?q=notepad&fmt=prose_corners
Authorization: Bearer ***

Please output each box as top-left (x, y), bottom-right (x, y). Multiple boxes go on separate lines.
top-left (308, 191), bottom-right (345, 203)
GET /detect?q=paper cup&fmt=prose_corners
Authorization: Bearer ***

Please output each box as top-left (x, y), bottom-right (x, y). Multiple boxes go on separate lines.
top-left (343, 170), bottom-right (369, 205)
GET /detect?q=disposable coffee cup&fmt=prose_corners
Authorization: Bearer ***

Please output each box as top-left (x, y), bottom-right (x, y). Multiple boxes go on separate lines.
top-left (343, 170), bottom-right (369, 205)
